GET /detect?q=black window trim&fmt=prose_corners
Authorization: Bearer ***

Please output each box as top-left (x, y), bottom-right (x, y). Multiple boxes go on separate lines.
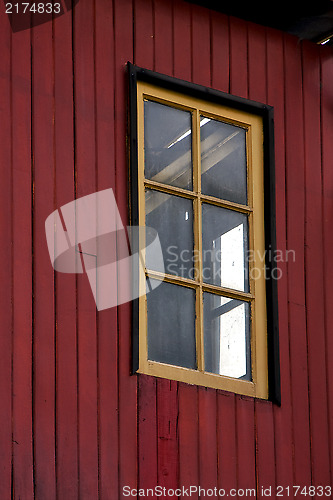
top-left (127, 62), bottom-right (281, 405)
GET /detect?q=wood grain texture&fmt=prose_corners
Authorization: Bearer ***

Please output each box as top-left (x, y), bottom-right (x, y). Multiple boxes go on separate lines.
top-left (114, 0), bottom-right (138, 494)
top-left (32, 18), bottom-right (56, 500)
top-left (211, 11), bottom-right (229, 93)
top-left (191, 3), bottom-right (210, 87)
top-left (134, 2), bottom-right (158, 496)
top-left (198, 388), bottom-right (218, 491)
top-left (54, 6), bottom-right (79, 499)
top-left (173, 0), bottom-right (192, 82)
top-left (138, 375), bottom-right (158, 496)
top-left (95, 0), bottom-right (119, 498)
top-left (0, 10), bottom-right (13, 500)
top-left (248, 23), bottom-right (276, 498)
top-left (174, 3), bottom-right (199, 497)
top-left (302, 40), bottom-right (331, 487)
top-left (320, 44), bottom-right (333, 488)
top-left (74, 0), bottom-right (99, 497)
top-left (229, 16), bottom-right (248, 98)
top-left (190, 7), bottom-right (220, 496)
top-left (134, 0), bottom-right (154, 69)
top-left (154, 0), bottom-right (173, 76)
top-left (153, 2), bottom-right (179, 494)
top-left (11, 25), bottom-right (35, 500)
top-left (284, 34), bottom-right (311, 487)
top-left (229, 15), bottom-right (257, 495)
top-left (210, 15), bottom-right (239, 496)
top-left (178, 383), bottom-right (199, 498)
top-left (157, 380), bottom-right (179, 497)
top-left (266, 28), bottom-right (294, 489)
top-left (217, 393), bottom-right (237, 493)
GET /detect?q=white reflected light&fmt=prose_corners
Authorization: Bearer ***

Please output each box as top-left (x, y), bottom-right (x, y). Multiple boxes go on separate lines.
top-left (320, 36), bottom-right (332, 45)
top-left (218, 223), bottom-right (245, 291)
top-left (218, 298), bottom-right (247, 378)
top-left (167, 117), bottom-right (211, 148)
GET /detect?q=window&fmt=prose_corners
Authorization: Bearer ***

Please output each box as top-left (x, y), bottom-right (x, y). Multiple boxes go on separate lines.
top-left (129, 64), bottom-right (280, 403)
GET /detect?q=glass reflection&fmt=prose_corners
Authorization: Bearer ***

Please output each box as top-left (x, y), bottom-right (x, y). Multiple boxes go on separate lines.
top-left (202, 204), bottom-right (249, 292)
top-left (144, 100), bottom-right (193, 190)
top-left (204, 292), bottom-right (251, 380)
top-left (147, 279), bottom-right (196, 369)
top-left (145, 190), bottom-right (194, 280)
top-left (201, 117), bottom-right (247, 205)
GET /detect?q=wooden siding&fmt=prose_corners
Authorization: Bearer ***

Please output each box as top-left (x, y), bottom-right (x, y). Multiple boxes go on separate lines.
top-left (0, 0), bottom-right (332, 498)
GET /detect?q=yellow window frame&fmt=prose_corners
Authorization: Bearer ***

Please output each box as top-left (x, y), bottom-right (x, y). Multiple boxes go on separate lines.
top-left (135, 80), bottom-right (268, 399)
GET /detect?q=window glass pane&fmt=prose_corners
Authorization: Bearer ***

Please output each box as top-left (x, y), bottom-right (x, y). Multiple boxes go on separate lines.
top-left (203, 292), bottom-right (251, 380)
top-left (202, 204), bottom-right (249, 292)
top-left (147, 279), bottom-right (196, 369)
top-left (145, 189), bottom-right (194, 280)
top-left (144, 100), bottom-right (193, 190)
top-left (201, 117), bottom-right (247, 205)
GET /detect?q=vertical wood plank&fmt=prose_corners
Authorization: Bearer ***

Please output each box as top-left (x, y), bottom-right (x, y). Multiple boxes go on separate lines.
top-left (95, 0), bottom-right (119, 498)
top-left (191, 3), bottom-right (210, 87)
top-left (114, 0), bottom-right (137, 493)
top-left (284, 36), bottom-right (307, 305)
top-left (302, 40), bottom-right (331, 487)
top-left (134, 0), bottom-right (154, 68)
top-left (284, 34), bottom-right (311, 486)
top-left (74, 0), bottom-right (99, 497)
top-left (198, 388), bottom-right (218, 491)
top-left (11, 27), bottom-right (35, 500)
top-left (248, 23), bottom-right (276, 498)
top-left (154, 0), bottom-right (173, 75)
top-left (248, 23), bottom-right (266, 102)
top-left (236, 397), bottom-right (256, 492)
top-left (217, 393), bottom-right (237, 494)
top-left (211, 11), bottom-right (229, 93)
top-left (157, 380), bottom-right (179, 496)
top-left (138, 375), bottom-right (158, 495)
top-left (32, 20), bottom-right (56, 500)
top-left (255, 402), bottom-right (276, 496)
top-left (266, 28), bottom-right (294, 490)
top-left (210, 14), bottom-right (238, 496)
top-left (229, 15), bottom-right (256, 495)
top-left (134, 1), bottom-right (158, 496)
top-left (174, 3), bottom-right (199, 498)
top-left (173, 0), bottom-right (191, 82)
top-left (320, 44), bottom-right (333, 488)
top-left (54, 6), bottom-right (79, 499)
top-left (229, 17), bottom-right (248, 98)
top-left (153, 0), bottom-right (179, 495)
top-left (191, 4), bottom-right (219, 496)
top-left (0, 10), bottom-right (13, 500)
top-left (178, 383), bottom-right (199, 498)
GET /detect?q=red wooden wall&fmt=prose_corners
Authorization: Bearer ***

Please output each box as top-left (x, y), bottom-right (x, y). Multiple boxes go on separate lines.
top-left (0, 0), bottom-right (332, 498)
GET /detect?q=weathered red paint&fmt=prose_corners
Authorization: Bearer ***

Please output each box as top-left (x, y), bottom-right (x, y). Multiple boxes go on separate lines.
top-left (0, 0), bottom-right (332, 498)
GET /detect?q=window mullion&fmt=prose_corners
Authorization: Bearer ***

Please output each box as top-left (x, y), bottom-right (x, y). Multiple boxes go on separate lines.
top-left (193, 109), bottom-right (205, 372)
